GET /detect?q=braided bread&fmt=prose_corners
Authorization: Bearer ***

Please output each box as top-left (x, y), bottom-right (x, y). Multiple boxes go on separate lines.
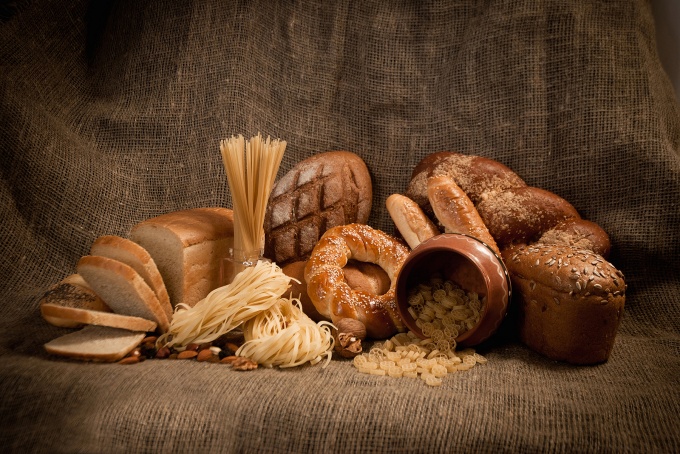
top-left (304, 223), bottom-right (408, 339)
top-left (401, 151), bottom-right (626, 364)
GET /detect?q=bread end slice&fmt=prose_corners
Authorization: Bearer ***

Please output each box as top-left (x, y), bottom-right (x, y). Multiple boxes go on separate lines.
top-left (40, 274), bottom-right (110, 328)
top-left (44, 325), bottom-right (146, 362)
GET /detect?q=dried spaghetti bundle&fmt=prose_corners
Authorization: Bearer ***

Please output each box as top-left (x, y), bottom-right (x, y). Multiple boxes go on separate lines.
top-left (220, 133), bottom-right (286, 258)
top-left (238, 297), bottom-right (335, 368)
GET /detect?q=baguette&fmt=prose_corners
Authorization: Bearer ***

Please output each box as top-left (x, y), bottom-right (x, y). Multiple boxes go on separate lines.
top-left (385, 193), bottom-right (439, 249)
top-left (427, 175), bottom-right (500, 255)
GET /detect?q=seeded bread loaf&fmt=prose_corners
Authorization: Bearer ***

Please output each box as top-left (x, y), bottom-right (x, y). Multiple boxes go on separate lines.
top-left (90, 235), bottom-right (171, 320)
top-left (129, 207), bottom-right (234, 308)
top-left (44, 325), bottom-right (146, 362)
top-left (502, 244), bottom-right (626, 364)
top-left (264, 151), bottom-right (372, 265)
top-left (77, 255), bottom-right (170, 332)
top-left (40, 274), bottom-right (110, 328)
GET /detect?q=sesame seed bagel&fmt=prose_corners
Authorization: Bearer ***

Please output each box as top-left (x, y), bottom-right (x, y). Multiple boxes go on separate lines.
top-left (304, 223), bottom-right (409, 339)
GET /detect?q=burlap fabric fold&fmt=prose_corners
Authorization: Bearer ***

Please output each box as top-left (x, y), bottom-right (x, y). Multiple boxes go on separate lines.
top-left (1, 1), bottom-right (679, 452)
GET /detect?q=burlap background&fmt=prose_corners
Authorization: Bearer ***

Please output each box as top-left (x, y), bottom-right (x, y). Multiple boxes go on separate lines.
top-left (1, 1), bottom-right (679, 452)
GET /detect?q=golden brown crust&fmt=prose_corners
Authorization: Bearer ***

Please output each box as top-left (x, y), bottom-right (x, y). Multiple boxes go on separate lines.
top-left (385, 193), bottom-right (439, 249)
top-left (304, 224), bottom-right (408, 339)
top-left (264, 151), bottom-right (372, 265)
top-left (427, 175), bottom-right (500, 255)
top-left (284, 259), bottom-right (393, 324)
top-left (130, 207), bottom-right (234, 248)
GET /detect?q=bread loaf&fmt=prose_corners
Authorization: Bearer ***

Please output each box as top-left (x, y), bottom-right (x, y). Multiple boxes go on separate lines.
top-left (129, 207), bottom-right (234, 308)
top-left (406, 151), bottom-right (626, 364)
top-left (44, 325), bottom-right (146, 362)
top-left (40, 274), bottom-right (110, 328)
top-left (385, 193), bottom-right (439, 249)
top-left (502, 244), bottom-right (626, 364)
top-left (427, 174), bottom-right (500, 254)
top-left (264, 151), bottom-right (372, 265)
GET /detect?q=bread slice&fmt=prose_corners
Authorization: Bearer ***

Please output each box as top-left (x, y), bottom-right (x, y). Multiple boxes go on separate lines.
top-left (90, 235), bottom-right (172, 321)
top-left (77, 255), bottom-right (170, 332)
top-left (40, 303), bottom-right (157, 332)
top-left (44, 325), bottom-right (146, 362)
top-left (40, 274), bottom-right (111, 328)
top-left (129, 207), bottom-right (234, 308)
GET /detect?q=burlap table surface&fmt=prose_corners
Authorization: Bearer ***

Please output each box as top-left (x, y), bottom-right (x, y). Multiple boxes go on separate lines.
top-left (1, 1), bottom-right (679, 452)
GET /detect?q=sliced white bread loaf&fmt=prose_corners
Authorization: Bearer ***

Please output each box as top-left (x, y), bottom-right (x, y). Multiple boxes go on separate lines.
top-left (90, 235), bottom-right (172, 321)
top-left (77, 255), bottom-right (170, 332)
top-left (44, 325), bottom-right (146, 362)
top-left (129, 207), bottom-right (234, 308)
top-left (40, 274), bottom-right (111, 328)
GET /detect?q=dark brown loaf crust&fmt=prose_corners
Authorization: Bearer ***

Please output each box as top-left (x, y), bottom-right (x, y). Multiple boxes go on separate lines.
top-left (406, 151), bottom-right (625, 364)
top-left (476, 186), bottom-right (580, 248)
top-left (502, 243), bottom-right (626, 364)
top-left (537, 218), bottom-right (612, 259)
top-left (264, 151), bottom-right (372, 265)
top-left (407, 151), bottom-right (527, 210)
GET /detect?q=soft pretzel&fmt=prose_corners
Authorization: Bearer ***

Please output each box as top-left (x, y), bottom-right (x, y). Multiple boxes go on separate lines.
top-left (404, 151), bottom-right (626, 364)
top-left (304, 223), bottom-right (409, 339)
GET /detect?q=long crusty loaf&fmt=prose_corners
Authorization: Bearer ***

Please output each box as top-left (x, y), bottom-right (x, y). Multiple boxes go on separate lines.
top-left (264, 151), bottom-right (372, 265)
top-left (90, 235), bottom-right (171, 320)
top-left (44, 325), bottom-right (146, 362)
top-left (129, 207), bottom-right (234, 308)
top-left (40, 274), bottom-right (110, 328)
top-left (77, 255), bottom-right (170, 332)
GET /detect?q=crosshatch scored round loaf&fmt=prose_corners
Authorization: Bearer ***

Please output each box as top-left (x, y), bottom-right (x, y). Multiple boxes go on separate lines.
top-left (264, 151), bottom-right (372, 265)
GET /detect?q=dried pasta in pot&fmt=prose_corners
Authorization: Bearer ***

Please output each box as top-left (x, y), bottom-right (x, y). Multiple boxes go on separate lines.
top-left (237, 297), bottom-right (334, 368)
top-left (158, 260), bottom-right (292, 350)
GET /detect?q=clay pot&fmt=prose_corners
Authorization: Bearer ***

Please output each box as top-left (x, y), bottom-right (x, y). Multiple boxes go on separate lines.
top-left (395, 234), bottom-right (511, 347)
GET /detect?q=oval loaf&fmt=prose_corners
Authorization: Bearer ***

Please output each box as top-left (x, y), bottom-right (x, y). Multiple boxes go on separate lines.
top-left (264, 151), bottom-right (372, 265)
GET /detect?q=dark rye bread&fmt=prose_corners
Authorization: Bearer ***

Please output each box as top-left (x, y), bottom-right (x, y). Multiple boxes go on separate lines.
top-left (502, 243), bottom-right (626, 364)
top-left (264, 151), bottom-right (372, 265)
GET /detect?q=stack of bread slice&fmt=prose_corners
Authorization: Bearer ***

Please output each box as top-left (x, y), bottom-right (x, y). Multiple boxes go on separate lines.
top-left (42, 207), bottom-right (234, 362)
